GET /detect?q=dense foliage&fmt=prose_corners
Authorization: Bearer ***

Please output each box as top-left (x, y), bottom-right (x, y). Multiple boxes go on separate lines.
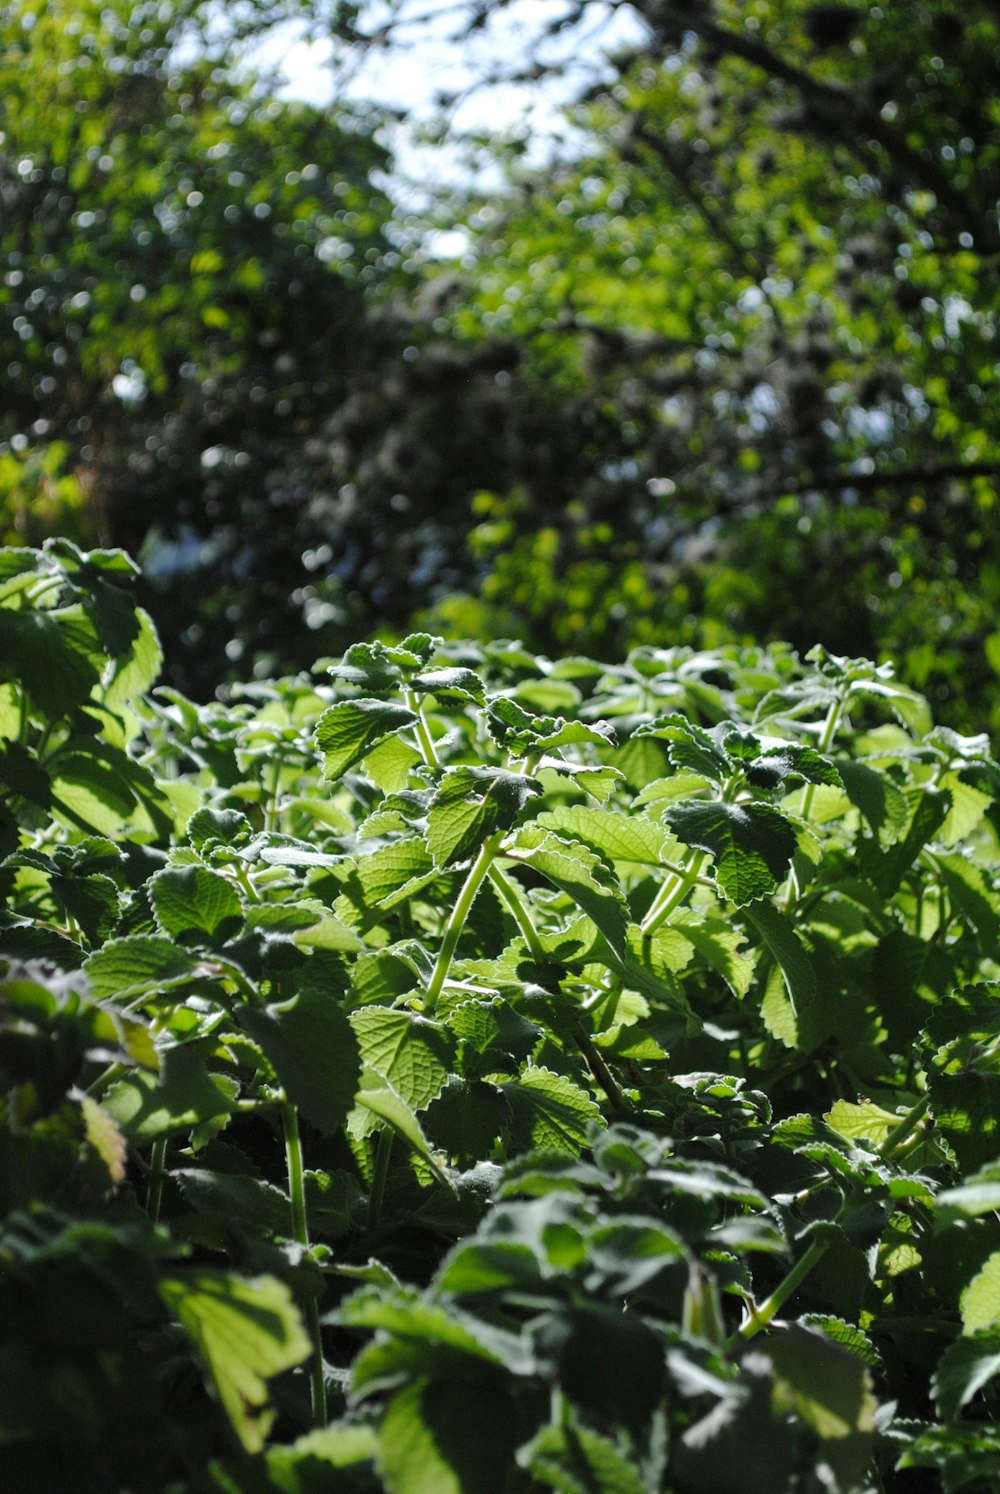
top-left (3, 0), bottom-right (1000, 730)
top-left (5, 541), bottom-right (1000, 1491)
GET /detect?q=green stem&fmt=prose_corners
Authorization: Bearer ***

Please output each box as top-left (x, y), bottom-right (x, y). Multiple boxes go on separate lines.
top-left (367, 1127), bottom-right (394, 1232)
top-left (878, 1094), bottom-right (931, 1160)
top-left (800, 691), bottom-right (845, 824)
top-left (733, 1091), bottom-right (933, 1347)
top-left (282, 1102), bottom-right (326, 1429)
top-left (406, 690), bottom-right (439, 768)
top-left (573, 1024), bottom-right (631, 1111)
top-left (733, 1234), bottom-right (831, 1345)
top-left (488, 861), bottom-right (546, 959)
top-left (641, 848), bottom-right (708, 934)
top-left (147, 1138), bottom-right (167, 1225)
top-left (424, 831), bottom-right (504, 1013)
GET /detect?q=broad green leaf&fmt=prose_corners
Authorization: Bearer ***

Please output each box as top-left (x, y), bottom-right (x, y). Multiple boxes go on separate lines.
top-left (744, 744), bottom-right (842, 791)
top-left (938, 771), bottom-right (994, 847)
top-left (265, 1424), bottom-right (379, 1486)
top-left (530, 804), bottom-right (677, 866)
top-left (671, 909), bottom-right (755, 997)
top-left (501, 1066), bottom-right (603, 1154)
top-left (521, 1421), bottom-right (647, 1494)
top-left (665, 800), bottom-right (797, 903)
top-left (84, 935), bottom-right (197, 1000)
top-left (78, 1094), bottom-right (127, 1185)
top-left (377, 1377), bottom-right (518, 1494)
top-left (937, 1165), bottom-right (1000, 1227)
top-left (762, 1323), bottom-right (877, 1490)
top-left (961, 1253), bottom-right (1000, 1334)
top-left (825, 1099), bottom-right (905, 1149)
top-left (856, 787), bottom-right (951, 897)
top-left (350, 1007), bottom-right (453, 1112)
top-left (160, 1271), bottom-right (310, 1453)
top-left (102, 605), bottom-right (162, 709)
top-left (355, 839), bottom-right (438, 907)
top-left (315, 698), bottom-right (418, 780)
top-left (410, 666), bottom-right (486, 704)
top-left (176, 1169), bottom-right (293, 1239)
top-left (0, 606), bottom-right (101, 718)
top-left (835, 760), bottom-right (909, 842)
top-left (364, 733), bottom-right (423, 791)
top-left (348, 1064), bottom-right (446, 1179)
top-left (239, 987), bottom-right (361, 1134)
top-left (535, 757), bottom-right (624, 803)
top-left (150, 866), bottom-right (244, 947)
top-left (934, 1330), bottom-right (1000, 1419)
top-left (742, 901), bottom-right (817, 1047)
top-left (635, 713), bottom-right (731, 781)
top-left (505, 826), bottom-right (629, 957)
top-left (104, 1040), bottom-right (238, 1139)
top-left (800, 1316), bottom-right (883, 1371)
top-left (427, 766), bottom-right (540, 868)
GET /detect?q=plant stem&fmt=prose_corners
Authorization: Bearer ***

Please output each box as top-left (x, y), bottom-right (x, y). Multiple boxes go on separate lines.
top-left (367, 1127), bottom-right (394, 1232)
top-left (147, 1138), bottom-right (167, 1224)
top-left (488, 861), bottom-right (546, 960)
top-left (640, 848), bottom-right (707, 934)
top-left (573, 1023), bottom-right (631, 1111)
top-left (424, 831), bottom-right (504, 1013)
top-left (733, 1091), bottom-right (933, 1347)
top-left (282, 1102), bottom-right (326, 1428)
top-left (406, 690), bottom-right (439, 768)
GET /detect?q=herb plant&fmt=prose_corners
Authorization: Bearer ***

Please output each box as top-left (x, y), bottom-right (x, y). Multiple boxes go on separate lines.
top-left (3, 540), bottom-right (1000, 1492)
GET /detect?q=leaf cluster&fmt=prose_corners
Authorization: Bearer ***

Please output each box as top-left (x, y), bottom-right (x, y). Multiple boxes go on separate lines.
top-left (4, 548), bottom-right (1000, 1489)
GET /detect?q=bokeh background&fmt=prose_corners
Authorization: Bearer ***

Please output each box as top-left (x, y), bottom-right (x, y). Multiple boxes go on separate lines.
top-left (2, 0), bottom-right (999, 728)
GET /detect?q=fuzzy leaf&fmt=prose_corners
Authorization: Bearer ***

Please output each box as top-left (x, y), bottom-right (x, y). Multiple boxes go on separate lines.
top-left (961, 1253), bottom-right (1000, 1333)
top-left (160, 1271), bottom-right (310, 1453)
top-left (350, 1007), bottom-right (453, 1112)
top-left (934, 1330), bottom-right (1000, 1419)
top-left (315, 698), bottom-right (418, 779)
top-left (238, 986), bottom-right (360, 1135)
top-left (501, 1066), bottom-right (603, 1154)
top-left (150, 866), bottom-right (244, 947)
top-left (665, 800), bottom-right (797, 903)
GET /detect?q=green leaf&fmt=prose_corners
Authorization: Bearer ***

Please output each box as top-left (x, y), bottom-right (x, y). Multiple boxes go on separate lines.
top-left (505, 826), bottom-right (630, 958)
top-left (265, 1424), bottom-right (379, 1486)
top-left (741, 901), bottom-right (817, 1047)
top-left (150, 866), bottom-right (244, 948)
top-left (825, 1099), bottom-right (905, 1149)
top-left (104, 1040), bottom-right (238, 1139)
top-left (744, 744), bottom-right (842, 791)
top-left (761, 1323), bottom-right (877, 1490)
top-left (856, 787), bottom-right (952, 897)
top-left (84, 934), bottom-right (198, 1000)
top-left (961, 1253), bottom-right (1000, 1334)
top-left (349, 1007), bottom-right (453, 1112)
top-left (501, 1066), bottom-right (603, 1154)
top-left (315, 698), bottom-right (418, 780)
top-left (101, 605), bottom-right (162, 709)
top-left (635, 714), bottom-right (731, 781)
top-left (410, 667), bottom-right (487, 704)
top-left (934, 1330), bottom-right (1000, 1419)
top-left (671, 909), bottom-right (755, 998)
top-left (427, 766), bottom-right (540, 868)
top-left (348, 1064), bottom-right (446, 1178)
top-left (937, 1164), bottom-right (1000, 1227)
top-left (521, 1421), bottom-right (648, 1494)
top-left (377, 1377), bottom-right (518, 1494)
top-left (0, 606), bottom-right (101, 718)
top-left (364, 733), bottom-right (423, 791)
top-left (176, 1169), bottom-right (293, 1239)
top-left (531, 804), bottom-right (677, 866)
top-left (238, 987), bottom-right (361, 1135)
top-left (665, 800), bottom-right (797, 903)
top-left (160, 1271), bottom-right (310, 1454)
top-left (835, 760), bottom-right (909, 842)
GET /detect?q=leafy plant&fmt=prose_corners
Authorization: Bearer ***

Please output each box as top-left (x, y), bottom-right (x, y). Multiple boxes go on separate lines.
top-left (3, 542), bottom-right (1000, 1490)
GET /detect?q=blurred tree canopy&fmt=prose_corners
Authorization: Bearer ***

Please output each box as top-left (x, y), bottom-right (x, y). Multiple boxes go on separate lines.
top-left (2, 0), bottom-right (1000, 727)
